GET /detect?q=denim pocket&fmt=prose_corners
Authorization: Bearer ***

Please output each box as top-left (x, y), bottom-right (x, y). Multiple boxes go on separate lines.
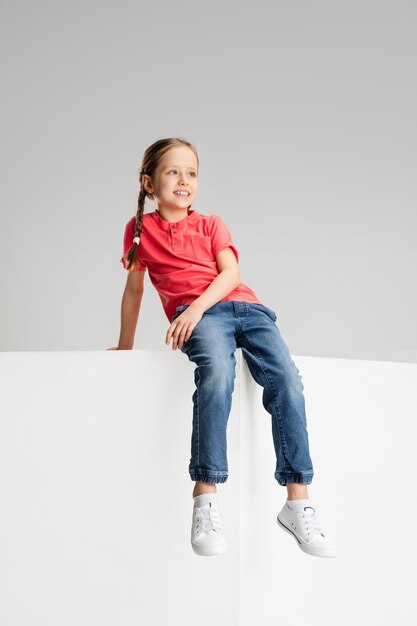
top-left (176, 304), bottom-right (190, 314)
top-left (253, 304), bottom-right (277, 322)
top-left (265, 307), bottom-right (277, 322)
top-left (171, 304), bottom-right (190, 323)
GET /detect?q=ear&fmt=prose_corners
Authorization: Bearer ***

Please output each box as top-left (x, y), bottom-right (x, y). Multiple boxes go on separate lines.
top-left (142, 174), bottom-right (153, 195)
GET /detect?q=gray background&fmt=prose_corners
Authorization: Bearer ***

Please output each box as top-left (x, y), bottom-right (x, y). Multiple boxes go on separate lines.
top-left (1, 0), bottom-right (416, 362)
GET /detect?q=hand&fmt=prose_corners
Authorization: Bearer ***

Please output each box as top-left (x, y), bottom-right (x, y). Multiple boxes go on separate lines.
top-left (166, 305), bottom-right (204, 350)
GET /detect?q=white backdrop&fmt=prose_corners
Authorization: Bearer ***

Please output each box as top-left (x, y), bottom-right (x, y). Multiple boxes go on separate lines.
top-left (0, 350), bottom-right (415, 625)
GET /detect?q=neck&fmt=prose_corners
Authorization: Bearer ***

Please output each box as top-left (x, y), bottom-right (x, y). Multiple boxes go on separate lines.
top-left (156, 207), bottom-right (191, 223)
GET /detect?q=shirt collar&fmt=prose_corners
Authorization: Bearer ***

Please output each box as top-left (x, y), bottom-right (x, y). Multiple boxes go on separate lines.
top-left (150, 208), bottom-right (199, 231)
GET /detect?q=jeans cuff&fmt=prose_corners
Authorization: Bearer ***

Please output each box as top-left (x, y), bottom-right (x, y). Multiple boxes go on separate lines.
top-left (190, 471), bottom-right (228, 484)
top-left (275, 472), bottom-right (314, 486)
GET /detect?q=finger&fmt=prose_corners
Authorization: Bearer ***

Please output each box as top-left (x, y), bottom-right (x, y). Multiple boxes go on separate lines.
top-left (166, 321), bottom-right (178, 344)
top-left (170, 323), bottom-right (183, 349)
top-left (184, 324), bottom-right (194, 341)
top-left (177, 323), bottom-right (192, 349)
top-left (172, 324), bottom-right (185, 350)
top-left (172, 327), bottom-right (180, 349)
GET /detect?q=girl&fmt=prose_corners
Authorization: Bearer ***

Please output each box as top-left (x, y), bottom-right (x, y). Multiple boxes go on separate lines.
top-left (113, 137), bottom-right (336, 559)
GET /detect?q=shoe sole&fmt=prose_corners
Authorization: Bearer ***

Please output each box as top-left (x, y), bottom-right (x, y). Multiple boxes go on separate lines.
top-left (191, 538), bottom-right (228, 556)
top-left (277, 515), bottom-right (336, 558)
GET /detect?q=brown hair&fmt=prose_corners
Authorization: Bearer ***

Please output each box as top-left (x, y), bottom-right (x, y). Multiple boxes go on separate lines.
top-left (122, 137), bottom-right (199, 270)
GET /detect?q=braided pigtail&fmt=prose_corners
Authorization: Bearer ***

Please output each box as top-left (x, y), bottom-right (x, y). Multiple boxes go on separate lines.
top-left (121, 178), bottom-right (147, 271)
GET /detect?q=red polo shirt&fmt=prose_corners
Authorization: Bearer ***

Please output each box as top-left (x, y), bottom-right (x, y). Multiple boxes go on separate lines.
top-left (120, 208), bottom-right (264, 322)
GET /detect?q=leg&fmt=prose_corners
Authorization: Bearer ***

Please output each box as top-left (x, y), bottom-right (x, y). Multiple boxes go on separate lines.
top-left (193, 481), bottom-right (217, 497)
top-left (287, 483), bottom-right (309, 499)
top-left (237, 304), bottom-right (314, 487)
top-left (175, 305), bottom-right (238, 491)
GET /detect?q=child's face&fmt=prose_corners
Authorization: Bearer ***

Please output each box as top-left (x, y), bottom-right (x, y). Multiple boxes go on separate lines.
top-left (144, 146), bottom-right (198, 211)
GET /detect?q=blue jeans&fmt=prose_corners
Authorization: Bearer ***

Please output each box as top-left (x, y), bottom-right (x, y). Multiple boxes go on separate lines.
top-left (171, 301), bottom-right (314, 486)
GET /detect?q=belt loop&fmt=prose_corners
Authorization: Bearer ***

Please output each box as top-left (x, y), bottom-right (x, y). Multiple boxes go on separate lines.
top-left (232, 301), bottom-right (248, 318)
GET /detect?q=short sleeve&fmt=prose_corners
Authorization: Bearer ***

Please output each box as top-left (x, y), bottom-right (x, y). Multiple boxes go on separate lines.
top-left (120, 218), bottom-right (147, 272)
top-left (209, 215), bottom-right (239, 263)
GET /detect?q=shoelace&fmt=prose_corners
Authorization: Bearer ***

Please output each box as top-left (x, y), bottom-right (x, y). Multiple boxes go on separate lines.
top-left (194, 502), bottom-right (222, 535)
top-left (300, 506), bottom-right (324, 537)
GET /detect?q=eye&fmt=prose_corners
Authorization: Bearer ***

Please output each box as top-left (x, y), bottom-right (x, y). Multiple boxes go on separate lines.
top-left (168, 169), bottom-right (197, 177)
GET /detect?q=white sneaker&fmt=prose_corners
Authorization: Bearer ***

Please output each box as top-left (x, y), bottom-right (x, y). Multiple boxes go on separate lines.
top-left (191, 493), bottom-right (228, 556)
top-left (277, 498), bottom-right (336, 558)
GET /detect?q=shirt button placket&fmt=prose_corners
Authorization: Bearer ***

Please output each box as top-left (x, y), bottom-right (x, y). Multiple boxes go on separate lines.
top-left (171, 224), bottom-right (178, 251)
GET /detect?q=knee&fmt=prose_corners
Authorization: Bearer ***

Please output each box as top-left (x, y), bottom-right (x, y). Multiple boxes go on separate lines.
top-left (200, 359), bottom-right (235, 392)
top-left (288, 370), bottom-right (304, 393)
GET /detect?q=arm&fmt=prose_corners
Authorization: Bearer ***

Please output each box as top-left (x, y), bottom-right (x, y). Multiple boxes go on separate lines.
top-left (189, 247), bottom-right (241, 315)
top-left (117, 270), bottom-right (145, 349)
top-left (166, 247), bottom-right (240, 350)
